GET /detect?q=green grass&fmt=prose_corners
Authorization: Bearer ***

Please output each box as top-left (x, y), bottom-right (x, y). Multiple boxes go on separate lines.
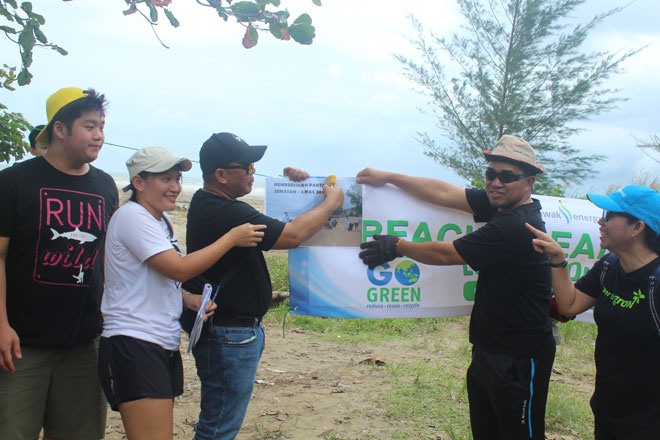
top-left (264, 253), bottom-right (289, 292)
top-left (266, 300), bottom-right (597, 439)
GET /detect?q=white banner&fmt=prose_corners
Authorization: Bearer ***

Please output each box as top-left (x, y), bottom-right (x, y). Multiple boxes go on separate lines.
top-left (267, 178), bottom-right (601, 322)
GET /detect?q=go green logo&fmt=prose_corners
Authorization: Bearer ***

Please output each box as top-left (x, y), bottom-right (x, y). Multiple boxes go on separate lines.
top-left (366, 261), bottom-right (421, 305)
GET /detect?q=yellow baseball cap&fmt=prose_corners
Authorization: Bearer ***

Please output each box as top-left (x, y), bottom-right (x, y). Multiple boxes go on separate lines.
top-left (35, 87), bottom-right (89, 145)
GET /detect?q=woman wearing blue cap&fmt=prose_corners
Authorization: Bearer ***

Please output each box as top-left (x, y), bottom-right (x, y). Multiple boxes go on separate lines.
top-left (526, 185), bottom-right (660, 439)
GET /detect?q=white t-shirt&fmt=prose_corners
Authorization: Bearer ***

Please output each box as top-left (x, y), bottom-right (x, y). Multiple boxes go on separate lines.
top-left (102, 201), bottom-right (183, 350)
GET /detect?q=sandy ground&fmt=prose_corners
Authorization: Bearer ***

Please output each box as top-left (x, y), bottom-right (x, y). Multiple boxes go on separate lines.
top-left (104, 321), bottom-right (414, 440)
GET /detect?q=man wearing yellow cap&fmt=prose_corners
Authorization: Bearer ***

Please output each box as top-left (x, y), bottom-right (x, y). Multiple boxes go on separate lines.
top-left (356, 135), bottom-right (555, 440)
top-left (0, 87), bottom-right (118, 439)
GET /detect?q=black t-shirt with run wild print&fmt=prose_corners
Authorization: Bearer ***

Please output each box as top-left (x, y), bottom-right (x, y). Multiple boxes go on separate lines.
top-left (453, 188), bottom-right (554, 357)
top-left (575, 256), bottom-right (660, 438)
top-left (186, 189), bottom-right (286, 320)
top-left (0, 157), bottom-right (118, 345)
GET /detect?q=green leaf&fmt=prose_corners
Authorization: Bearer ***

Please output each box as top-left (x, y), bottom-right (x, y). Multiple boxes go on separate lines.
top-left (275, 10), bottom-right (289, 22)
top-left (18, 24), bottom-right (35, 52)
top-left (289, 14), bottom-right (315, 45)
top-left (51, 45), bottom-right (68, 56)
top-left (293, 13), bottom-right (312, 25)
top-left (30, 11), bottom-right (45, 25)
top-left (123, 4), bottom-right (138, 16)
top-left (269, 21), bottom-right (289, 40)
top-left (311, 0), bottom-right (322, 6)
top-left (6, 0), bottom-right (18, 9)
top-left (16, 68), bottom-right (32, 86)
top-left (215, 6), bottom-right (229, 21)
top-left (0, 7), bottom-right (13, 21)
top-left (19, 2), bottom-right (32, 13)
top-left (163, 9), bottom-right (179, 27)
top-left (20, 49), bottom-right (32, 68)
top-left (0, 26), bottom-right (17, 34)
top-left (231, 1), bottom-right (263, 22)
top-left (146, 0), bottom-right (158, 22)
top-left (33, 26), bottom-right (47, 44)
top-left (242, 23), bottom-right (259, 48)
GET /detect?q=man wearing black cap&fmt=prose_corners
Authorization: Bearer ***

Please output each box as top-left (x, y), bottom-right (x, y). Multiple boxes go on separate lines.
top-left (356, 135), bottom-right (554, 440)
top-left (186, 132), bottom-right (344, 440)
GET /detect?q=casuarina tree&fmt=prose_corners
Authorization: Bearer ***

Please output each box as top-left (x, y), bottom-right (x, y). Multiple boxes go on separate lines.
top-left (396, 0), bottom-right (641, 195)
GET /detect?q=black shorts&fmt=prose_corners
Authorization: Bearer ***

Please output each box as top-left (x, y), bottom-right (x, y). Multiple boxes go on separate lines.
top-left (98, 335), bottom-right (183, 411)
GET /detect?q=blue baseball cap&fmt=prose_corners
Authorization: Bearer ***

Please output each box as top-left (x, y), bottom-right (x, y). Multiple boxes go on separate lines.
top-left (587, 185), bottom-right (660, 234)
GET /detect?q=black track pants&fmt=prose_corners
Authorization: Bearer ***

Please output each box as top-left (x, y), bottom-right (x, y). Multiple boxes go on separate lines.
top-left (467, 345), bottom-right (556, 440)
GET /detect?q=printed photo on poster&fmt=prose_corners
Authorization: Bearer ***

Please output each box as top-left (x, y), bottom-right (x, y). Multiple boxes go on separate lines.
top-left (265, 177), bottom-right (363, 247)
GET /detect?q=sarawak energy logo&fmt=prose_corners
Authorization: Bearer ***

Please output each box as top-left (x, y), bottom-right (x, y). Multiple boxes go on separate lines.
top-left (542, 200), bottom-right (599, 226)
top-left (366, 260), bottom-right (421, 309)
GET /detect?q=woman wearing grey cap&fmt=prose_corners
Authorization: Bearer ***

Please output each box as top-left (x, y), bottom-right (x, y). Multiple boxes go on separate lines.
top-left (527, 185), bottom-right (660, 439)
top-left (98, 146), bottom-right (266, 439)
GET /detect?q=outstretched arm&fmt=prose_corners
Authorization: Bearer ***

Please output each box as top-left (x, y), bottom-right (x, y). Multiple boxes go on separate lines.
top-left (359, 235), bottom-right (465, 269)
top-left (146, 223), bottom-right (267, 282)
top-left (0, 236), bottom-right (21, 374)
top-left (525, 223), bottom-right (596, 316)
top-left (273, 184), bottom-right (344, 249)
top-left (356, 167), bottom-right (473, 214)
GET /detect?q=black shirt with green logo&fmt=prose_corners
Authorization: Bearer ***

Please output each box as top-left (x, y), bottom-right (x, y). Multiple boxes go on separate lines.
top-left (454, 188), bottom-right (554, 357)
top-left (576, 256), bottom-right (660, 438)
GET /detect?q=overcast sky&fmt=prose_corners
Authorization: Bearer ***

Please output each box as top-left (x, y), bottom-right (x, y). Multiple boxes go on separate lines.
top-left (1, 0), bottom-right (658, 194)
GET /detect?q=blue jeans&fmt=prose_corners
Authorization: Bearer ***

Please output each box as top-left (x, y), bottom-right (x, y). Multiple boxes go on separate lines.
top-left (192, 324), bottom-right (265, 440)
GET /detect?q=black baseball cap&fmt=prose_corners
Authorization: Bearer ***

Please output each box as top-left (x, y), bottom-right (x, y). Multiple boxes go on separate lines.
top-left (29, 124), bottom-right (46, 148)
top-left (199, 132), bottom-right (267, 177)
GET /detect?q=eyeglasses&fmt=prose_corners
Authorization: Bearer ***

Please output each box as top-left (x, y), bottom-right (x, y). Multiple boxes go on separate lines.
top-left (484, 168), bottom-right (528, 184)
top-left (603, 210), bottom-right (638, 222)
top-left (223, 163), bottom-right (255, 175)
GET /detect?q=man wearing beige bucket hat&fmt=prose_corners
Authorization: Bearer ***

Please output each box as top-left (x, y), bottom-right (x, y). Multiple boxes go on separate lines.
top-left (0, 87), bottom-right (117, 439)
top-left (356, 135), bottom-right (554, 439)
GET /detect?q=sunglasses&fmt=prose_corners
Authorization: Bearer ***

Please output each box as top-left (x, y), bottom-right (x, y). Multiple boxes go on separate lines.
top-left (223, 163), bottom-right (255, 175)
top-left (603, 210), bottom-right (638, 222)
top-left (484, 168), bottom-right (528, 184)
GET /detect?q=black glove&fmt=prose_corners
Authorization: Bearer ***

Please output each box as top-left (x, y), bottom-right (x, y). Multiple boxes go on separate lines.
top-left (359, 235), bottom-right (401, 269)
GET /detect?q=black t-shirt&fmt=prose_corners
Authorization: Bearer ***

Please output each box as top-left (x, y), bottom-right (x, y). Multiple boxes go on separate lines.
top-left (0, 157), bottom-right (118, 345)
top-left (453, 188), bottom-right (554, 357)
top-left (575, 256), bottom-right (660, 437)
top-left (186, 189), bottom-right (286, 320)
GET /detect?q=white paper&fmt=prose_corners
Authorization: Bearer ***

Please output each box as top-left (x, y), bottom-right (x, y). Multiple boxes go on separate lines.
top-left (187, 283), bottom-right (213, 354)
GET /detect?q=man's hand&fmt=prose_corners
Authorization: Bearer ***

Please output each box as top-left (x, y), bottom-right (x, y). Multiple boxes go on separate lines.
top-left (0, 322), bottom-right (21, 374)
top-left (356, 167), bottom-right (389, 186)
top-left (323, 183), bottom-right (344, 208)
top-left (283, 167), bottom-right (309, 182)
top-left (359, 235), bottom-right (401, 269)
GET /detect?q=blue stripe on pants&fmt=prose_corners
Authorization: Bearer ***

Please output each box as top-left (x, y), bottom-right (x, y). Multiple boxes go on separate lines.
top-left (528, 358), bottom-right (536, 438)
